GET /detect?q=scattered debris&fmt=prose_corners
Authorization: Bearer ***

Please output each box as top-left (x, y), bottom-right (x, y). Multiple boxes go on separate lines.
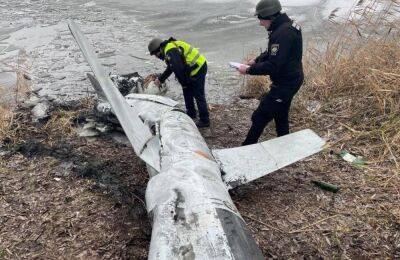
top-left (77, 121), bottom-right (113, 138)
top-left (0, 0), bottom-right (398, 258)
top-left (311, 180), bottom-right (340, 193)
top-left (339, 151), bottom-right (364, 166)
top-left (95, 123), bottom-right (111, 133)
top-left (22, 94), bottom-right (41, 108)
top-left (78, 126), bottom-right (99, 138)
top-left (306, 100), bottom-right (321, 113)
top-left (31, 101), bottom-right (50, 122)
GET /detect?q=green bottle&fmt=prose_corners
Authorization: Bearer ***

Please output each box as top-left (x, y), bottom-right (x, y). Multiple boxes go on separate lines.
top-left (312, 180), bottom-right (340, 193)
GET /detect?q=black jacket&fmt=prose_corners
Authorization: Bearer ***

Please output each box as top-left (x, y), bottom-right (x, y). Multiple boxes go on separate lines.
top-left (158, 38), bottom-right (192, 87)
top-left (248, 13), bottom-right (304, 100)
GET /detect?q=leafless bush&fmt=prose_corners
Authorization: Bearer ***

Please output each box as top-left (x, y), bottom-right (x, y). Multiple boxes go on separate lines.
top-left (301, 0), bottom-right (399, 167)
top-left (0, 50), bottom-right (31, 143)
top-left (242, 0), bottom-right (399, 168)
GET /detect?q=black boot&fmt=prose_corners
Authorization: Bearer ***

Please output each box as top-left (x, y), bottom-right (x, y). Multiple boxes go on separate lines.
top-left (195, 120), bottom-right (210, 128)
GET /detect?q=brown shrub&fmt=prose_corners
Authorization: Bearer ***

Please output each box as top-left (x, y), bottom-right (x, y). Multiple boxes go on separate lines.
top-left (300, 0), bottom-right (400, 166)
top-left (242, 0), bottom-right (399, 169)
top-left (239, 53), bottom-right (271, 99)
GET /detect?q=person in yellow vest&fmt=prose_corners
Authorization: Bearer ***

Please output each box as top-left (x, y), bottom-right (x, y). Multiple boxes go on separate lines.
top-left (148, 37), bottom-right (210, 128)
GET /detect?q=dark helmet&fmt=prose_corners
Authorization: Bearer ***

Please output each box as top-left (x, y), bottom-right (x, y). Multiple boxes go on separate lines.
top-left (148, 38), bottom-right (163, 55)
top-left (254, 0), bottom-right (282, 19)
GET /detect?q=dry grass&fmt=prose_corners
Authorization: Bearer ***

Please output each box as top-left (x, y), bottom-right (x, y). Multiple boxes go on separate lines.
top-left (0, 50), bottom-right (31, 106)
top-left (239, 53), bottom-right (271, 99)
top-left (0, 106), bottom-right (14, 143)
top-left (240, 75), bottom-right (270, 99)
top-left (1, 1), bottom-right (399, 258)
top-left (300, 0), bottom-right (400, 169)
top-left (43, 97), bottom-right (94, 143)
top-left (0, 50), bottom-right (32, 144)
top-left (286, 2), bottom-right (400, 256)
top-left (236, 3), bottom-right (400, 257)
top-left (0, 129), bottom-right (150, 259)
top-left (242, 0), bottom-right (399, 171)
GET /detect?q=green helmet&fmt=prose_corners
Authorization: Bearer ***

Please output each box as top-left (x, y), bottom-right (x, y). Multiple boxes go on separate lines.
top-left (254, 0), bottom-right (282, 18)
top-left (148, 38), bottom-right (163, 55)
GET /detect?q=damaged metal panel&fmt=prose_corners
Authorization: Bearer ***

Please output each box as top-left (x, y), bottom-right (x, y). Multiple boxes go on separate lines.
top-left (87, 73), bottom-right (107, 100)
top-left (216, 208), bottom-right (266, 259)
top-left (125, 94), bottom-right (179, 130)
top-left (212, 129), bottom-right (326, 189)
top-left (146, 110), bottom-right (264, 259)
top-left (125, 93), bottom-right (178, 107)
top-left (68, 20), bottom-right (161, 171)
top-left (95, 95), bottom-right (178, 132)
top-left (70, 21), bottom-right (327, 259)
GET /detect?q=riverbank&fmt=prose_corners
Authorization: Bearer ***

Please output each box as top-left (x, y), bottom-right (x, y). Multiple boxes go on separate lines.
top-left (0, 93), bottom-right (398, 258)
top-left (1, 0), bottom-right (399, 259)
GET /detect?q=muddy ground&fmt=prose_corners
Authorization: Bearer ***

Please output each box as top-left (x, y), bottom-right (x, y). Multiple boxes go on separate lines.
top-left (0, 99), bottom-right (399, 259)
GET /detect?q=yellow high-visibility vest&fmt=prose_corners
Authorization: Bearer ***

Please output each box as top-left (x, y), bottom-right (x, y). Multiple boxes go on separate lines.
top-left (163, 40), bottom-right (206, 76)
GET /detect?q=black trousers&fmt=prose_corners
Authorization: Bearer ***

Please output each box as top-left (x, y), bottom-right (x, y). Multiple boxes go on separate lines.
top-left (182, 63), bottom-right (209, 123)
top-left (242, 94), bottom-right (293, 146)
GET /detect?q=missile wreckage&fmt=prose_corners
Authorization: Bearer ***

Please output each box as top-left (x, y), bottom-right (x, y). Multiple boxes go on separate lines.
top-left (68, 20), bottom-right (326, 259)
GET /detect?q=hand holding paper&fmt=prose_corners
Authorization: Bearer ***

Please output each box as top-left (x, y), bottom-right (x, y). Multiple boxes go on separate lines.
top-left (229, 62), bottom-right (245, 69)
top-left (229, 62), bottom-right (250, 75)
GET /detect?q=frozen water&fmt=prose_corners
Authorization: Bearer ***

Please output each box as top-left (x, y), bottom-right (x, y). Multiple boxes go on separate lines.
top-left (251, 0), bottom-right (320, 6)
top-left (2, 24), bottom-right (64, 52)
top-left (0, 72), bottom-right (17, 89)
top-left (0, 0), bottom-right (360, 105)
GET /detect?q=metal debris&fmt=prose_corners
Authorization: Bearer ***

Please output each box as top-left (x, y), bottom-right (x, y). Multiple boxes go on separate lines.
top-left (312, 180), bottom-right (340, 193)
top-left (22, 95), bottom-right (41, 108)
top-left (213, 129), bottom-right (326, 189)
top-left (31, 101), bottom-right (50, 122)
top-left (340, 151), bottom-right (364, 165)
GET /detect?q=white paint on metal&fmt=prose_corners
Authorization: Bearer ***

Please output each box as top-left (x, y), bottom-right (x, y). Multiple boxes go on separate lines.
top-left (69, 21), bottom-right (324, 259)
top-left (212, 129), bottom-right (326, 189)
top-left (146, 111), bottom-right (243, 259)
top-left (68, 20), bottom-right (161, 171)
top-left (125, 93), bottom-right (178, 107)
top-left (124, 94), bottom-right (178, 129)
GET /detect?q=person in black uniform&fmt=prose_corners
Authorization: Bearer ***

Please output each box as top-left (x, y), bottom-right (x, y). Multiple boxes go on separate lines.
top-left (148, 37), bottom-right (210, 128)
top-left (237, 0), bottom-right (304, 145)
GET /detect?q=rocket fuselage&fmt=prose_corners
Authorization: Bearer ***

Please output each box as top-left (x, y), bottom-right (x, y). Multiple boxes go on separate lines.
top-left (145, 110), bottom-right (264, 259)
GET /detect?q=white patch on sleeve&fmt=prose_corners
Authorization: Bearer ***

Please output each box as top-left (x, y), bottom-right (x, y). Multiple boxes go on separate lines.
top-left (270, 44), bottom-right (279, 56)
